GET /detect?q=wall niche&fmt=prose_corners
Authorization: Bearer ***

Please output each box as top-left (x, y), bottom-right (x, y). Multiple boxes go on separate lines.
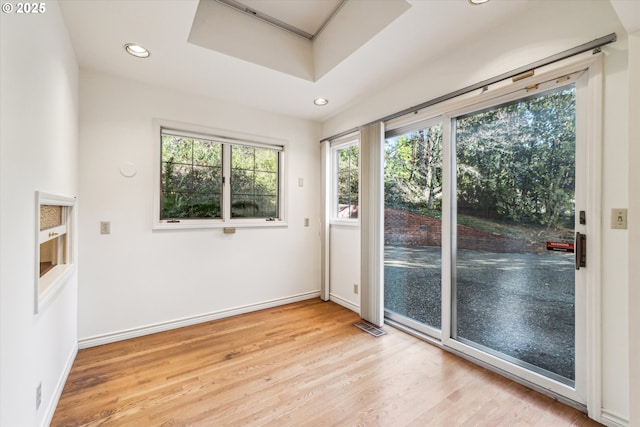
top-left (35, 191), bottom-right (76, 313)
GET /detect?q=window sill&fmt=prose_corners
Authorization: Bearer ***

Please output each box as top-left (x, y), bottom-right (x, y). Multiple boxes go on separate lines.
top-left (38, 264), bottom-right (75, 313)
top-left (330, 219), bottom-right (360, 227)
top-left (153, 219), bottom-right (288, 230)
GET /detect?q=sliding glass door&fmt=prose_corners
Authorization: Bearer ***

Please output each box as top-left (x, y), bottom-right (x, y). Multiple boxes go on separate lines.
top-left (381, 67), bottom-right (592, 403)
top-left (452, 84), bottom-right (580, 385)
top-left (384, 119), bottom-right (442, 336)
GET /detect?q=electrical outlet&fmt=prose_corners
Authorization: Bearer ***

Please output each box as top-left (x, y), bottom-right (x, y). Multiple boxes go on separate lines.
top-left (611, 208), bottom-right (628, 229)
top-left (353, 284), bottom-right (358, 294)
top-left (100, 221), bottom-right (111, 234)
top-left (36, 382), bottom-right (42, 410)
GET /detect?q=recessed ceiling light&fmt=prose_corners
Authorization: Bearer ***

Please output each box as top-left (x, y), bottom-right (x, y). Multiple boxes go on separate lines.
top-left (469, 0), bottom-right (490, 4)
top-left (124, 43), bottom-right (150, 58)
top-left (314, 98), bottom-right (329, 106)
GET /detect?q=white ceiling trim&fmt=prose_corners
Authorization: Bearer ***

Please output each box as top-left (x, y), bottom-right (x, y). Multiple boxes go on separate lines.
top-left (188, 0), bottom-right (411, 82)
top-left (216, 0), bottom-right (347, 40)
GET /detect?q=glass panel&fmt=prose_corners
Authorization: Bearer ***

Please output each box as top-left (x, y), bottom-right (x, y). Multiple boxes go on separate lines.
top-left (191, 193), bottom-right (221, 218)
top-left (255, 148), bottom-right (277, 172)
top-left (384, 123), bottom-right (443, 331)
top-left (162, 163), bottom-right (192, 192)
top-left (255, 171), bottom-right (277, 195)
top-left (192, 166), bottom-right (222, 194)
top-left (231, 145), bottom-right (279, 218)
top-left (231, 145), bottom-right (255, 170)
top-left (336, 145), bottom-right (359, 219)
top-left (39, 234), bottom-right (66, 277)
top-left (231, 195), bottom-right (277, 218)
top-left (40, 205), bottom-right (62, 230)
top-left (162, 135), bottom-right (192, 164)
top-left (161, 192), bottom-right (190, 219)
top-left (161, 132), bottom-right (223, 219)
top-left (161, 192), bottom-right (220, 219)
top-left (454, 86), bottom-right (576, 383)
top-left (193, 140), bottom-right (221, 167)
top-left (231, 169), bottom-right (255, 194)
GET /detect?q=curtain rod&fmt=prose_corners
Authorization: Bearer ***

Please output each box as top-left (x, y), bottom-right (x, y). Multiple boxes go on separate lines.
top-left (320, 32), bottom-right (617, 143)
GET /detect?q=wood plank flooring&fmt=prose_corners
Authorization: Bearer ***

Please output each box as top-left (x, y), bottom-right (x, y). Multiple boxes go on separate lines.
top-left (52, 299), bottom-right (601, 426)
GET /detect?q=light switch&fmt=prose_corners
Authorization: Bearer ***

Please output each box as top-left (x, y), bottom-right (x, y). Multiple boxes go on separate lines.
top-left (611, 208), bottom-right (627, 229)
top-left (298, 177), bottom-right (304, 187)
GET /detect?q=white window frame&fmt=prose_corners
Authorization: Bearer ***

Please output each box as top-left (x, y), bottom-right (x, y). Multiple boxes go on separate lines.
top-left (153, 120), bottom-right (288, 229)
top-left (35, 191), bottom-right (77, 314)
top-left (330, 136), bottom-right (360, 226)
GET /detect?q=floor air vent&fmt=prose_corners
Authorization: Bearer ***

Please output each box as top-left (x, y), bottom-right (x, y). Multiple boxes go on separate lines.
top-left (354, 322), bottom-right (386, 337)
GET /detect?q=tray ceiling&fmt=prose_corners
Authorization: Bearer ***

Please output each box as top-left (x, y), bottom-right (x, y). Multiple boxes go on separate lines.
top-left (189, 0), bottom-right (411, 81)
top-left (232, 0), bottom-right (345, 37)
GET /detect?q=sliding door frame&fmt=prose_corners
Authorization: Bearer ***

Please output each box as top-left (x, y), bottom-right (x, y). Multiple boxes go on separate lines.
top-left (376, 52), bottom-right (603, 413)
top-left (443, 69), bottom-right (588, 405)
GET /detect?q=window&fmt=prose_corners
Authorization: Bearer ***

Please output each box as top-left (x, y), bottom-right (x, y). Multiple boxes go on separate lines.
top-left (332, 140), bottom-right (359, 220)
top-left (36, 191), bottom-right (76, 313)
top-left (156, 124), bottom-right (285, 228)
top-left (231, 145), bottom-right (278, 218)
top-left (161, 132), bottom-right (222, 219)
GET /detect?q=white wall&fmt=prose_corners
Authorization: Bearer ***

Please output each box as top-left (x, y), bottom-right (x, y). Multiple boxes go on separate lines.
top-left (599, 33), bottom-right (630, 426)
top-left (329, 225), bottom-right (361, 312)
top-left (627, 30), bottom-right (640, 427)
top-left (322, 1), bottom-right (631, 424)
top-left (0, 2), bottom-right (79, 426)
top-left (78, 71), bottom-right (322, 343)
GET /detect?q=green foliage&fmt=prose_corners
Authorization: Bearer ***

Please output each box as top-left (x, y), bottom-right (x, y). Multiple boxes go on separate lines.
top-left (337, 145), bottom-right (359, 218)
top-left (160, 135), bottom-right (279, 219)
top-left (161, 135), bottom-right (222, 219)
top-left (384, 85), bottom-right (576, 233)
top-left (456, 86), bottom-right (576, 229)
top-left (231, 145), bottom-right (278, 218)
top-left (385, 123), bottom-right (443, 212)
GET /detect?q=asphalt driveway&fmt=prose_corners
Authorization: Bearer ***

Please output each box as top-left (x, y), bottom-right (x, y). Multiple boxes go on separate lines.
top-left (384, 245), bottom-right (575, 381)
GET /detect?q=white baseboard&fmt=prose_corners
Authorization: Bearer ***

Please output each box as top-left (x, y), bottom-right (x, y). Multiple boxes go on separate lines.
top-left (79, 291), bottom-right (320, 349)
top-left (329, 293), bottom-right (360, 314)
top-left (42, 342), bottom-right (78, 427)
top-left (600, 409), bottom-right (629, 427)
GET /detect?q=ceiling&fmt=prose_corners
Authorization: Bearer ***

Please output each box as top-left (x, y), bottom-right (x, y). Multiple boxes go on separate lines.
top-left (232, 0), bottom-right (345, 37)
top-left (188, 0), bottom-right (411, 82)
top-left (58, 0), bottom-right (632, 123)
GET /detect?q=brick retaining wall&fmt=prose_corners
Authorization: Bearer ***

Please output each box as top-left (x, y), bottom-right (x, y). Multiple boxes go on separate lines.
top-left (384, 208), bottom-right (545, 254)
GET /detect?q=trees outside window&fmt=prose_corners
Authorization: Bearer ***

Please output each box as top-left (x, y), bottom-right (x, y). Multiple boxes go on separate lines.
top-left (334, 143), bottom-right (359, 219)
top-left (231, 145), bottom-right (278, 218)
top-left (385, 123), bottom-right (443, 216)
top-left (159, 128), bottom-right (283, 223)
top-left (384, 86), bottom-right (575, 233)
top-left (161, 134), bottom-right (222, 219)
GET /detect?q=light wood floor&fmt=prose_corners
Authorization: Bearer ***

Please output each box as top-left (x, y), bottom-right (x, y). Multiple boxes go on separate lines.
top-left (53, 299), bottom-right (601, 426)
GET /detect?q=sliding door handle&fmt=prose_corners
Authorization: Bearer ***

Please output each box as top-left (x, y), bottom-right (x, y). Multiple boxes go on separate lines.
top-left (575, 232), bottom-right (586, 270)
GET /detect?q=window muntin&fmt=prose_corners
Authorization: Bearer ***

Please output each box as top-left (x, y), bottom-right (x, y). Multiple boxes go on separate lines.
top-left (158, 126), bottom-right (284, 226)
top-left (334, 143), bottom-right (359, 220)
